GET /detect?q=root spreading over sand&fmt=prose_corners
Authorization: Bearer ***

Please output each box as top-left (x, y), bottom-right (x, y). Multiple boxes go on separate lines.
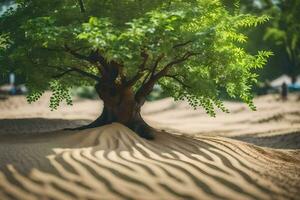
top-left (0, 93), bottom-right (300, 199)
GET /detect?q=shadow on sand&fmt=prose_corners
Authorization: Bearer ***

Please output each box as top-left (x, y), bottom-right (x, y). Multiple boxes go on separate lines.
top-left (0, 119), bottom-right (299, 199)
top-left (232, 131), bottom-right (300, 150)
top-left (0, 118), bottom-right (91, 136)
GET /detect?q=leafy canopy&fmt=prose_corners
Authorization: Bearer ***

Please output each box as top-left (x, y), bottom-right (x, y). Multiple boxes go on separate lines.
top-left (0, 0), bottom-right (272, 115)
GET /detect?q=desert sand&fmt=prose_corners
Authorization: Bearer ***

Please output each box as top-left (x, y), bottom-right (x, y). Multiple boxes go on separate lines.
top-left (0, 93), bottom-right (299, 200)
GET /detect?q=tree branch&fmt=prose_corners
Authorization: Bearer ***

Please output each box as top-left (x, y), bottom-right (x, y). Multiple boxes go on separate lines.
top-left (27, 49), bottom-right (100, 81)
top-left (150, 53), bottom-right (165, 78)
top-left (52, 66), bottom-right (100, 81)
top-left (141, 70), bottom-right (151, 87)
top-left (92, 49), bottom-right (109, 70)
top-left (78, 0), bottom-right (86, 13)
top-left (63, 45), bottom-right (108, 76)
top-left (173, 40), bottom-right (193, 49)
top-left (135, 51), bottom-right (199, 103)
top-left (125, 50), bottom-right (149, 87)
top-left (140, 50), bottom-right (149, 70)
top-left (164, 74), bottom-right (191, 89)
top-left (154, 51), bottom-right (200, 79)
top-left (64, 44), bottom-right (92, 62)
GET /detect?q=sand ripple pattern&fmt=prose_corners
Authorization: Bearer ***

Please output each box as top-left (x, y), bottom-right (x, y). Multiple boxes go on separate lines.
top-left (0, 124), bottom-right (299, 200)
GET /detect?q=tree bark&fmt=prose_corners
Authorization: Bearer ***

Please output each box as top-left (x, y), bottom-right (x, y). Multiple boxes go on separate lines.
top-left (78, 0), bottom-right (86, 13)
top-left (67, 82), bottom-right (155, 140)
top-left (62, 46), bottom-right (198, 139)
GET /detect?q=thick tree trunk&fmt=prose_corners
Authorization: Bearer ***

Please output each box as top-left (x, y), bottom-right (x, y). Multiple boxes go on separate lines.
top-left (68, 82), bottom-right (155, 140)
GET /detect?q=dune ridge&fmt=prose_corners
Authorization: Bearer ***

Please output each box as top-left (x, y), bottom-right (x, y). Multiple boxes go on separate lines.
top-left (2, 93), bottom-right (300, 149)
top-left (0, 123), bottom-right (299, 200)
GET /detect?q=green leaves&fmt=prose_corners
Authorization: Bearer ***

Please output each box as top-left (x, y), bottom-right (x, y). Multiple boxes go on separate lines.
top-left (253, 51), bottom-right (274, 69)
top-left (23, 16), bottom-right (78, 48)
top-left (77, 9), bottom-right (186, 67)
top-left (49, 81), bottom-right (72, 110)
top-left (1, 0), bottom-right (271, 115)
top-left (235, 14), bottom-right (270, 27)
top-left (263, 0), bottom-right (300, 68)
top-left (26, 90), bottom-right (43, 103)
top-left (26, 80), bottom-right (72, 110)
top-left (0, 34), bottom-right (9, 50)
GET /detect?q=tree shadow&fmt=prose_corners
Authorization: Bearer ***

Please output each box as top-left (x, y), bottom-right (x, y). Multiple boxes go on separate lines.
top-left (232, 131), bottom-right (300, 150)
top-left (0, 121), bottom-right (299, 199)
top-left (0, 118), bottom-right (91, 136)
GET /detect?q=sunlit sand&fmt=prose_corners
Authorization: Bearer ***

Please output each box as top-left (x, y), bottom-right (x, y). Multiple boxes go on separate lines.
top-left (0, 93), bottom-right (299, 199)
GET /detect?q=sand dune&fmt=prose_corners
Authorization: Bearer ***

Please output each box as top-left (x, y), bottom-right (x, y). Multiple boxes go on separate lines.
top-left (0, 123), bottom-right (299, 200)
top-left (1, 93), bottom-right (300, 148)
top-left (0, 94), bottom-right (300, 199)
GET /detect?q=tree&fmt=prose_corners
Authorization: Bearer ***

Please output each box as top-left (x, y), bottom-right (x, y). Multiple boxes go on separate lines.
top-left (0, 0), bottom-right (272, 139)
top-left (226, 0), bottom-right (300, 81)
top-left (263, 0), bottom-right (300, 80)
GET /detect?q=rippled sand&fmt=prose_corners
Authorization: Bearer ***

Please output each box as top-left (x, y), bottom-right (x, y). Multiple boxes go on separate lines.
top-left (0, 93), bottom-right (300, 199)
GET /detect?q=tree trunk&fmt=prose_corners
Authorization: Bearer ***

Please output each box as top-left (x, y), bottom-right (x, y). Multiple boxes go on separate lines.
top-left (68, 82), bottom-right (155, 140)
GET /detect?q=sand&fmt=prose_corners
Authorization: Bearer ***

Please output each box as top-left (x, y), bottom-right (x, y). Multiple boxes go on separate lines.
top-left (0, 93), bottom-right (300, 200)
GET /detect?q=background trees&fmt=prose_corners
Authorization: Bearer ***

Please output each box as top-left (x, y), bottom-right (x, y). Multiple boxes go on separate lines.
top-left (263, 0), bottom-right (300, 80)
top-left (223, 0), bottom-right (300, 81)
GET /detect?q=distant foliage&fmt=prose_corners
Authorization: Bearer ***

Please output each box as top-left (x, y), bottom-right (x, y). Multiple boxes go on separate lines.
top-left (263, 0), bottom-right (300, 76)
top-left (0, 0), bottom-right (271, 115)
top-left (0, 34), bottom-right (8, 50)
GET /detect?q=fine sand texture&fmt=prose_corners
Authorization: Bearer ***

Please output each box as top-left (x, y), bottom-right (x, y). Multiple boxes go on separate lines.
top-left (0, 93), bottom-right (300, 200)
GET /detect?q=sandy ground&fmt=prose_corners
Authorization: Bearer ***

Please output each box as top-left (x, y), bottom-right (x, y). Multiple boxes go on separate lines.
top-left (0, 93), bottom-right (300, 200)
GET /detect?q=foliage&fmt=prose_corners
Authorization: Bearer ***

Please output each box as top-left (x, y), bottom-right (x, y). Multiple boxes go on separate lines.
top-left (224, 0), bottom-right (300, 81)
top-left (0, 34), bottom-right (8, 49)
top-left (0, 33), bottom-right (9, 80)
top-left (0, 0), bottom-right (271, 116)
top-left (263, 0), bottom-right (300, 77)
